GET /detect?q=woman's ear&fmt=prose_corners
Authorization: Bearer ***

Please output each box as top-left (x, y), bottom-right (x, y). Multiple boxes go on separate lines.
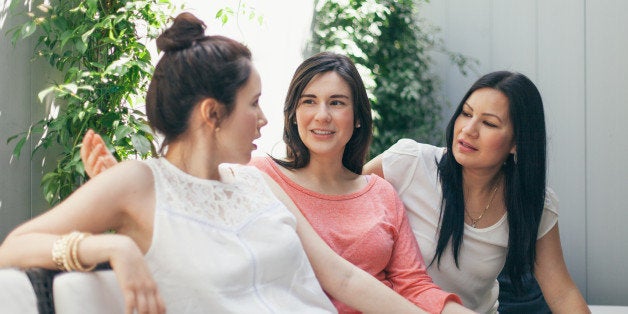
top-left (199, 98), bottom-right (224, 128)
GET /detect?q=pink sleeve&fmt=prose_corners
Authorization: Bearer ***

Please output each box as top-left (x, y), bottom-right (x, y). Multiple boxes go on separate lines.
top-left (387, 194), bottom-right (462, 314)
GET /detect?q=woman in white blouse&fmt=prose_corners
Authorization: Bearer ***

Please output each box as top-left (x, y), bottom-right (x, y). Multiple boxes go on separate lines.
top-left (364, 71), bottom-right (589, 313)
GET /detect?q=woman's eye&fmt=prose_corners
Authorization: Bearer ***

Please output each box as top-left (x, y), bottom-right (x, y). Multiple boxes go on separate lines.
top-left (484, 121), bottom-right (497, 128)
top-left (301, 99), bottom-right (315, 105)
top-left (461, 111), bottom-right (472, 117)
top-left (330, 100), bottom-right (344, 106)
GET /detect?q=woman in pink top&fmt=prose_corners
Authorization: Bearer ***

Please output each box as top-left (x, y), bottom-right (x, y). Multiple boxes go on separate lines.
top-left (81, 52), bottom-right (472, 314)
top-left (251, 52), bottom-right (466, 314)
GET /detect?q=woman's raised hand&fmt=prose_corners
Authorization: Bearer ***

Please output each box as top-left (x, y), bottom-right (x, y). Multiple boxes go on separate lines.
top-left (80, 129), bottom-right (119, 178)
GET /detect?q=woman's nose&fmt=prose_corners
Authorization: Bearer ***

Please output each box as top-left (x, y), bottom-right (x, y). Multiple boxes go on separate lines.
top-left (461, 120), bottom-right (479, 137)
top-left (314, 103), bottom-right (332, 122)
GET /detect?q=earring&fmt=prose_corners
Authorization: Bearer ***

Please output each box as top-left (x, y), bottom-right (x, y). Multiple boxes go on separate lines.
top-left (355, 122), bottom-right (361, 128)
top-left (513, 152), bottom-right (518, 165)
top-left (292, 120), bottom-right (297, 125)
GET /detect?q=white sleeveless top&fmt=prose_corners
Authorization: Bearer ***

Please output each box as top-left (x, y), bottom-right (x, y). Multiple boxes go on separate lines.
top-left (143, 158), bottom-right (336, 313)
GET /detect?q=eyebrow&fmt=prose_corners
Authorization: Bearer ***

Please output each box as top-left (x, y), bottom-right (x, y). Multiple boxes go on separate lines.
top-left (300, 94), bottom-right (350, 99)
top-left (463, 102), bottom-right (504, 122)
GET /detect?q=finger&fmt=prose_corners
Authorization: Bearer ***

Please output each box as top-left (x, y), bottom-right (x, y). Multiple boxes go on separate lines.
top-left (103, 153), bottom-right (117, 168)
top-left (136, 291), bottom-right (149, 314)
top-left (84, 143), bottom-right (103, 177)
top-left (93, 160), bottom-right (104, 177)
top-left (156, 292), bottom-right (166, 314)
top-left (93, 132), bottom-right (107, 148)
top-left (145, 291), bottom-right (159, 314)
top-left (124, 291), bottom-right (137, 314)
top-left (80, 129), bottom-right (94, 162)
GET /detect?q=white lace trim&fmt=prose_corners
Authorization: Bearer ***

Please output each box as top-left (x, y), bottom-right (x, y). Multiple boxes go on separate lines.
top-left (146, 158), bottom-right (277, 228)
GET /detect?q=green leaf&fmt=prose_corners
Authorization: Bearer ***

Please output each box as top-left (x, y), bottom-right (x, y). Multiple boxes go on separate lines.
top-left (59, 30), bottom-right (74, 50)
top-left (62, 83), bottom-right (78, 95)
top-left (75, 40), bottom-right (87, 54)
top-left (81, 28), bottom-right (95, 43)
top-left (114, 125), bottom-right (133, 141)
top-left (20, 21), bottom-right (37, 39)
top-left (11, 137), bottom-right (27, 159)
top-left (130, 133), bottom-right (151, 155)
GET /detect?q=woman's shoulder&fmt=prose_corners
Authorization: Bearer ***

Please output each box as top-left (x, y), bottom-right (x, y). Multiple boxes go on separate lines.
top-left (368, 174), bottom-right (400, 194)
top-left (380, 139), bottom-right (444, 194)
top-left (248, 155), bottom-right (272, 168)
top-left (99, 159), bottom-right (154, 185)
top-left (385, 138), bottom-right (445, 159)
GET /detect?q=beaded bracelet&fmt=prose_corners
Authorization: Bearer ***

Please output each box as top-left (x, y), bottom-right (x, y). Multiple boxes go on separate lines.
top-left (51, 231), bottom-right (96, 272)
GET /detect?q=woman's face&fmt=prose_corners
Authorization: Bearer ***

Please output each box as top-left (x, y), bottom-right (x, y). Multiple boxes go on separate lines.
top-left (452, 87), bottom-right (516, 172)
top-left (295, 71), bottom-right (355, 159)
top-left (217, 66), bottom-right (267, 165)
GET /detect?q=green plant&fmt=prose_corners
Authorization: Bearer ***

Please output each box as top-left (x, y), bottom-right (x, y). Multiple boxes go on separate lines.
top-left (310, 0), bottom-right (475, 156)
top-left (7, 0), bottom-right (173, 205)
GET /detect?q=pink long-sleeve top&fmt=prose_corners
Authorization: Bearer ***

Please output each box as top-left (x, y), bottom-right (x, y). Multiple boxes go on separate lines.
top-left (250, 156), bottom-right (461, 314)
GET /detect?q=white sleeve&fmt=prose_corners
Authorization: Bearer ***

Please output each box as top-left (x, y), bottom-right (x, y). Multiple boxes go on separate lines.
top-left (381, 139), bottom-right (444, 195)
top-left (537, 187), bottom-right (559, 239)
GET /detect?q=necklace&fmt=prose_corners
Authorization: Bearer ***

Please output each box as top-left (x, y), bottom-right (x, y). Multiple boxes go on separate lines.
top-left (465, 180), bottom-right (500, 228)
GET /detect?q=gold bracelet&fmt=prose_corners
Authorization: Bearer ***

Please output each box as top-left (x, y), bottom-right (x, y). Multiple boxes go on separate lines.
top-left (63, 232), bottom-right (80, 271)
top-left (51, 234), bottom-right (69, 271)
top-left (71, 232), bottom-right (95, 272)
top-left (51, 231), bottom-right (96, 272)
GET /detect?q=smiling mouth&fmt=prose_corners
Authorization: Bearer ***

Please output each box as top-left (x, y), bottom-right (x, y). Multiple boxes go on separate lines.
top-left (311, 130), bottom-right (334, 135)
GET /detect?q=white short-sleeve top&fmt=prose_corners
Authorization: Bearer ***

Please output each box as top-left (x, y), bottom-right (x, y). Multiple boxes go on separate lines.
top-left (382, 139), bottom-right (558, 313)
top-left (143, 158), bottom-right (336, 313)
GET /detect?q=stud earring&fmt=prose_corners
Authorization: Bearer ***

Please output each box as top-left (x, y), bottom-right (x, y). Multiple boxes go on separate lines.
top-left (355, 123), bottom-right (361, 128)
top-left (513, 152), bottom-right (518, 165)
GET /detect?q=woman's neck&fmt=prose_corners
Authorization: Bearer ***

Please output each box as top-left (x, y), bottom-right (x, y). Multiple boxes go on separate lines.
top-left (462, 167), bottom-right (503, 195)
top-left (165, 139), bottom-right (221, 180)
top-left (280, 154), bottom-right (363, 195)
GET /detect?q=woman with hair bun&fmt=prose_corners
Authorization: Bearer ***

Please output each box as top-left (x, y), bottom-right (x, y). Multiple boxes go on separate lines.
top-left (0, 13), bottom-right (427, 314)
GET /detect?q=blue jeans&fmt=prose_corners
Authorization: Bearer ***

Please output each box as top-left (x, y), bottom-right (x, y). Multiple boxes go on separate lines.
top-left (497, 269), bottom-right (551, 313)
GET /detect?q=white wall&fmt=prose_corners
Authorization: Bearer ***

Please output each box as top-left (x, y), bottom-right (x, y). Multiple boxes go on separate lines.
top-left (422, 0), bottom-right (628, 305)
top-left (0, 1), bottom-right (51, 240)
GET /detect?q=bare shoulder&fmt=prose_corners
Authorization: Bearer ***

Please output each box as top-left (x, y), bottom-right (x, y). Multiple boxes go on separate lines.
top-left (80, 159), bottom-right (155, 210)
top-left (94, 159), bottom-right (153, 185)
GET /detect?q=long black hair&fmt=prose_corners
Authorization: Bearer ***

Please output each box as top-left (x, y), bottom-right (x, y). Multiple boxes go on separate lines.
top-left (434, 71), bottom-right (547, 290)
top-left (273, 52), bottom-right (372, 174)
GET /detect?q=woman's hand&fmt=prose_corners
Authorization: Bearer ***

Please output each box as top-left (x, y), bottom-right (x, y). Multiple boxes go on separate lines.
top-left (81, 129), bottom-right (118, 178)
top-left (106, 235), bottom-right (166, 314)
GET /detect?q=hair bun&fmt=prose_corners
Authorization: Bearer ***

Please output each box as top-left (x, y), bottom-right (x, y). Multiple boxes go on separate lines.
top-left (157, 12), bottom-right (207, 52)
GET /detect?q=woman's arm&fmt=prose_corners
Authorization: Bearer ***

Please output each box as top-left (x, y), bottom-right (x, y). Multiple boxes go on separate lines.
top-left (262, 173), bottom-right (426, 314)
top-left (0, 161), bottom-right (164, 314)
top-left (385, 194), bottom-right (471, 314)
top-left (534, 224), bottom-right (590, 313)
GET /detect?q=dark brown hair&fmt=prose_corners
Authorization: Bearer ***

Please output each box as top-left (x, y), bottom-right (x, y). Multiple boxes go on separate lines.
top-left (146, 12), bottom-right (252, 150)
top-left (274, 52), bottom-right (372, 174)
